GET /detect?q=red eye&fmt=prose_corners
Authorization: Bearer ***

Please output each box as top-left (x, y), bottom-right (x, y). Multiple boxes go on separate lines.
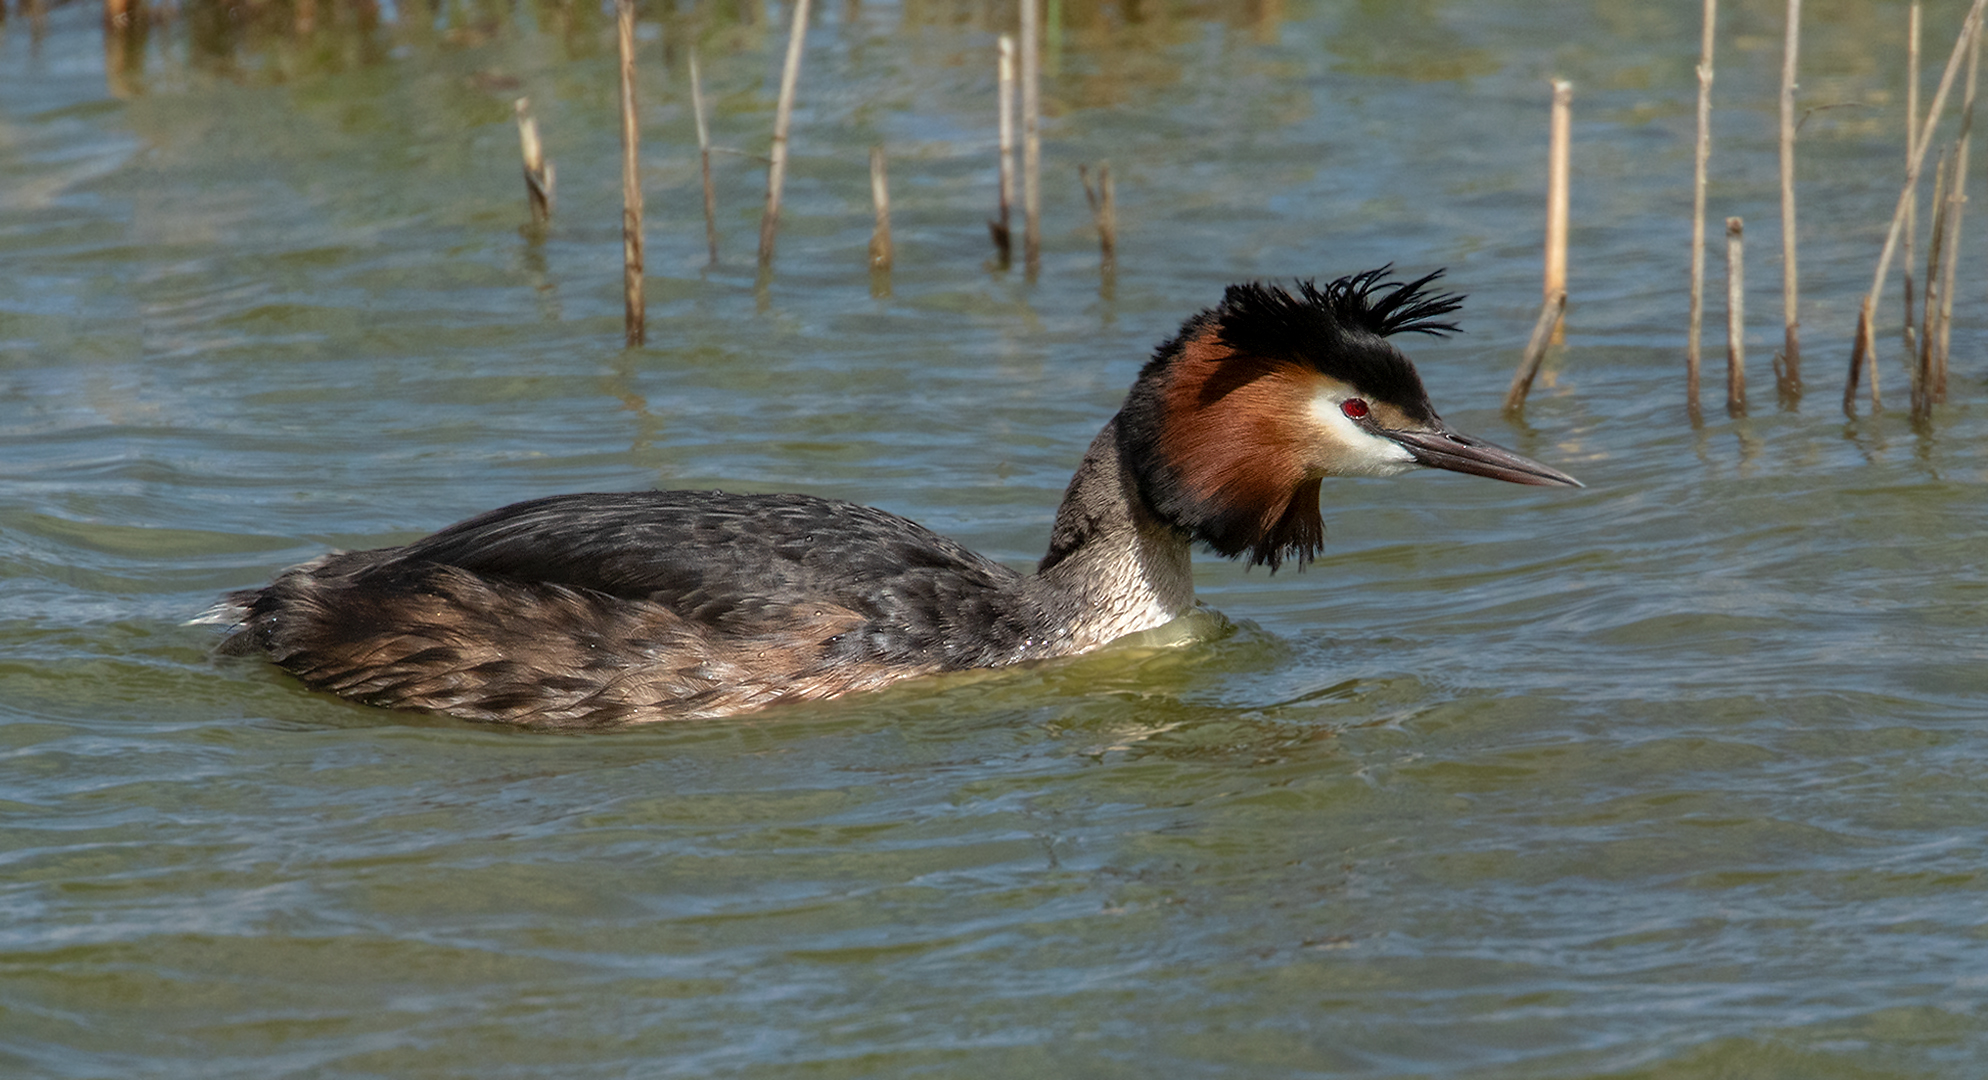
top-left (1340, 398), bottom-right (1370, 420)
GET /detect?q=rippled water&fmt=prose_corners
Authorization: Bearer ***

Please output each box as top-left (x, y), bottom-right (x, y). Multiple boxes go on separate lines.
top-left (5, 1), bottom-right (1987, 1076)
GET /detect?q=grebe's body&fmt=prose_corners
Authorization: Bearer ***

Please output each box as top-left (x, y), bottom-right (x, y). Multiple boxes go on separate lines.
top-left (214, 271), bottom-right (1580, 727)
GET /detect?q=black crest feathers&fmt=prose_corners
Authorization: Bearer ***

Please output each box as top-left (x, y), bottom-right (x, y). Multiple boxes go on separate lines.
top-left (1215, 267), bottom-right (1462, 358)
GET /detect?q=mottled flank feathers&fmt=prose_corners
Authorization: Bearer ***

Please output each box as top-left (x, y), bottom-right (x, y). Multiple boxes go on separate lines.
top-left (220, 492), bottom-right (1047, 728)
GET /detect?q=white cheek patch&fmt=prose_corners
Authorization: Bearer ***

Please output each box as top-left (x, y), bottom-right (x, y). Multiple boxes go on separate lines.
top-left (1308, 388), bottom-right (1417, 476)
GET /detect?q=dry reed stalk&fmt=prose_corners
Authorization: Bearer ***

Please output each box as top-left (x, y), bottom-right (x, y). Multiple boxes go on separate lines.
top-left (759, 0), bottom-right (813, 268)
top-left (1777, 0), bottom-right (1802, 396)
top-left (1726, 217), bottom-right (1747, 416)
top-left (990, 34), bottom-right (1016, 266)
top-left (1934, 18), bottom-right (1980, 406)
top-left (515, 98), bottom-right (555, 228)
top-left (1079, 162), bottom-right (1115, 266)
top-left (690, 49), bottom-right (719, 266)
top-left (1848, 0), bottom-right (1988, 415)
top-left (102, 0), bottom-right (129, 29)
top-left (868, 145), bottom-right (893, 272)
top-left (1545, 80), bottom-right (1572, 342)
top-left (1904, 2), bottom-right (1922, 358)
top-left (1021, 0), bottom-right (1042, 276)
top-left (1503, 289), bottom-right (1568, 415)
top-left (1688, 0), bottom-right (1716, 415)
top-left (617, 0), bottom-right (644, 347)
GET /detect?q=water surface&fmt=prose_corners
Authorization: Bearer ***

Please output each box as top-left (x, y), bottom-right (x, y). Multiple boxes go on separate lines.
top-left (4, 1), bottom-right (1987, 1076)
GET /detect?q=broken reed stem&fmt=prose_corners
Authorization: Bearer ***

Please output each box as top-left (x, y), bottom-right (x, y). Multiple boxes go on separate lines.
top-left (1504, 289), bottom-right (1568, 414)
top-left (868, 145), bottom-right (893, 272)
top-left (1021, 0), bottom-right (1042, 277)
top-left (1079, 162), bottom-right (1115, 266)
top-left (1545, 79), bottom-right (1572, 342)
top-left (1904, 2), bottom-right (1922, 359)
top-left (690, 49), bottom-right (718, 266)
top-left (515, 97), bottom-right (555, 228)
top-left (990, 34), bottom-right (1016, 266)
top-left (1688, 0), bottom-right (1716, 416)
top-left (1726, 217), bottom-right (1747, 416)
top-left (1778, 0), bottom-right (1802, 396)
top-left (758, 0), bottom-right (813, 268)
top-left (1935, 18), bottom-right (1980, 408)
top-left (1848, 0), bottom-right (1988, 416)
top-left (616, 0), bottom-right (644, 347)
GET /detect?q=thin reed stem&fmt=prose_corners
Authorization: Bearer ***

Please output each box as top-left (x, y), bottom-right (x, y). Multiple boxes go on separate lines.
top-left (616, 0), bottom-right (644, 347)
top-left (868, 144), bottom-right (893, 273)
top-left (1778, 0), bottom-right (1802, 397)
top-left (1904, 2), bottom-right (1921, 358)
top-left (1844, 297), bottom-right (1873, 416)
top-left (1079, 163), bottom-right (1115, 265)
top-left (1688, 0), bottom-right (1716, 415)
top-left (990, 34), bottom-right (1015, 266)
top-left (1935, 18), bottom-right (1980, 407)
top-left (759, 0), bottom-right (813, 268)
top-left (1021, 0), bottom-right (1043, 277)
top-left (1504, 289), bottom-right (1568, 415)
top-left (1099, 166), bottom-right (1114, 266)
top-left (1917, 144), bottom-right (1950, 418)
top-left (1545, 79), bottom-right (1572, 342)
top-left (690, 49), bottom-right (718, 266)
top-left (515, 97), bottom-right (555, 228)
top-left (1726, 217), bottom-right (1747, 416)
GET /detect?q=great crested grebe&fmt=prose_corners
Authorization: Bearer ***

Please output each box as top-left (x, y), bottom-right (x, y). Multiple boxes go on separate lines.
top-left (211, 269), bottom-right (1580, 728)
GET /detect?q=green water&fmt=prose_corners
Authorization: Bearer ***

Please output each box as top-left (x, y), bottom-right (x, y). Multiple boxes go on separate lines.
top-left (4, 1), bottom-right (1987, 1076)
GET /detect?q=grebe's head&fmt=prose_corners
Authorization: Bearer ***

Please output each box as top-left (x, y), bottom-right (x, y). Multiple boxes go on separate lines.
top-left (1116, 268), bottom-right (1582, 571)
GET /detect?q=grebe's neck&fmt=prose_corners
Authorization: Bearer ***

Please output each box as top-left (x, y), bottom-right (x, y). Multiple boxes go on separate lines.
top-left (1024, 417), bottom-right (1197, 652)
